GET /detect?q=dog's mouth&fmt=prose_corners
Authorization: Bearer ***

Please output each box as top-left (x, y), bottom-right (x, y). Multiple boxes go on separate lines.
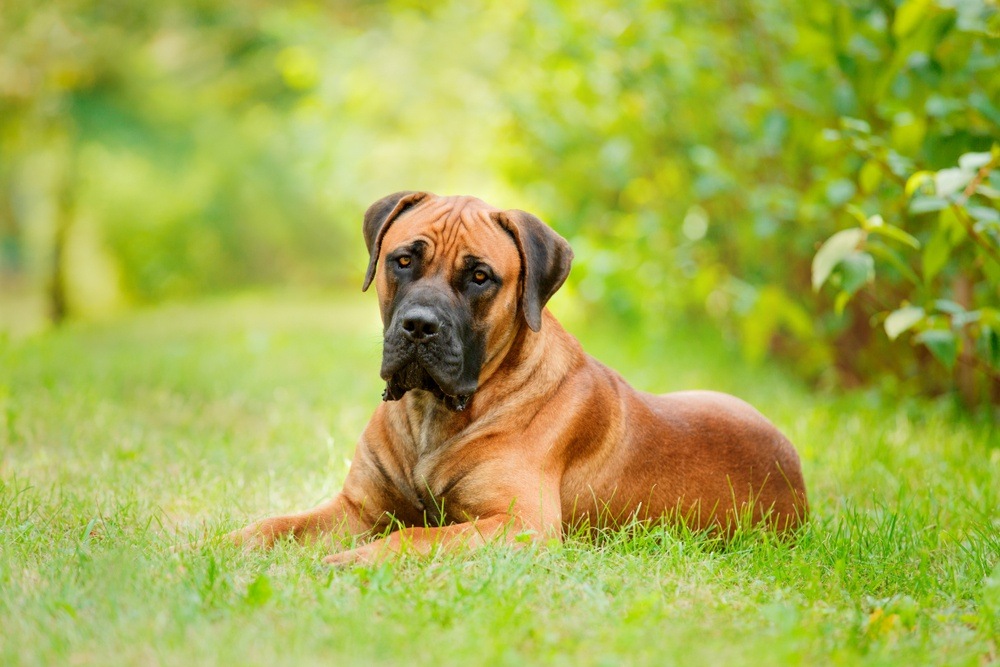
top-left (382, 361), bottom-right (472, 412)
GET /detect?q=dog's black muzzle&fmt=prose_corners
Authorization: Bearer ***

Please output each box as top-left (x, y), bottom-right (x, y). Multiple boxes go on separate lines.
top-left (380, 295), bottom-right (483, 411)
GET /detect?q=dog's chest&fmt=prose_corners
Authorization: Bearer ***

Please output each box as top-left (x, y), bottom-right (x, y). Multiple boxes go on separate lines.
top-left (393, 395), bottom-right (482, 526)
top-left (401, 450), bottom-right (468, 526)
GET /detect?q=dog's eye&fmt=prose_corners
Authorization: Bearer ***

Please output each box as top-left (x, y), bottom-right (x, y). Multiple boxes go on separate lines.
top-left (397, 256), bottom-right (412, 268)
top-left (472, 270), bottom-right (489, 285)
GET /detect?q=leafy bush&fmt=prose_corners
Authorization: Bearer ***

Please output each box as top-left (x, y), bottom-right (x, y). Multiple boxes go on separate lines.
top-left (499, 0), bottom-right (999, 405)
top-left (808, 2), bottom-right (1000, 406)
top-left (814, 137), bottom-right (999, 404)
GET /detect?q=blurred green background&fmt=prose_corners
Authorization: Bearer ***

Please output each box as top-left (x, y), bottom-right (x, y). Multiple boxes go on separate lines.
top-left (1, 0), bottom-right (998, 408)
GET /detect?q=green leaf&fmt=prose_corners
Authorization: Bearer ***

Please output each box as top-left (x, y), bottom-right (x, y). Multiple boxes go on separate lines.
top-left (967, 206), bottom-right (1000, 227)
top-left (868, 223), bottom-right (920, 249)
top-left (922, 227), bottom-right (952, 283)
top-left (886, 151), bottom-right (914, 179)
top-left (862, 213), bottom-right (884, 229)
top-left (914, 329), bottom-right (958, 369)
top-left (970, 92), bottom-right (1000, 127)
top-left (826, 179), bottom-right (857, 206)
top-left (981, 308), bottom-right (1000, 327)
top-left (245, 574), bottom-right (273, 606)
top-left (859, 160), bottom-right (882, 194)
top-left (978, 325), bottom-right (1000, 366)
top-left (958, 151), bottom-right (993, 171)
top-left (969, 90), bottom-right (1000, 125)
top-left (867, 241), bottom-right (921, 284)
top-left (894, 0), bottom-right (933, 38)
top-left (975, 184), bottom-right (1000, 200)
top-left (905, 171), bottom-right (935, 198)
top-left (812, 228), bottom-right (865, 291)
top-left (926, 95), bottom-right (964, 118)
top-left (892, 112), bottom-right (927, 154)
top-left (840, 117), bottom-right (871, 134)
top-left (845, 204), bottom-right (870, 227)
top-left (953, 310), bottom-right (981, 328)
top-left (838, 251), bottom-right (875, 295)
top-left (934, 299), bottom-right (965, 315)
top-left (834, 290), bottom-right (852, 316)
top-left (940, 207), bottom-right (968, 245)
top-left (909, 196), bottom-right (948, 215)
top-left (935, 168), bottom-right (973, 198)
top-left (986, 254), bottom-right (1000, 286)
top-left (885, 306), bottom-right (924, 340)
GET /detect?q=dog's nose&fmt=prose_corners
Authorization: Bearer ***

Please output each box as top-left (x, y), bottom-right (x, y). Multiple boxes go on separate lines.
top-left (400, 307), bottom-right (441, 341)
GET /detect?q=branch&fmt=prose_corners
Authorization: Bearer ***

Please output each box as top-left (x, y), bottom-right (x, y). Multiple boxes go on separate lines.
top-left (950, 203), bottom-right (1000, 267)
top-left (959, 350), bottom-right (1000, 386)
top-left (953, 154), bottom-right (1000, 267)
top-left (961, 154), bottom-right (998, 199)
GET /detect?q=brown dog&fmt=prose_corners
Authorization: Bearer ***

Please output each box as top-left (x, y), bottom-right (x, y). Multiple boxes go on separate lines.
top-left (232, 192), bottom-right (808, 564)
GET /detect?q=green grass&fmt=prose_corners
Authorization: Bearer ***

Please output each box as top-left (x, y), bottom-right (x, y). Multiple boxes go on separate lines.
top-left (1, 293), bottom-right (998, 666)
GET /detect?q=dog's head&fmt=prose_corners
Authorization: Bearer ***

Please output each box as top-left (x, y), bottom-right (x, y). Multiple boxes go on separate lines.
top-left (362, 191), bottom-right (573, 410)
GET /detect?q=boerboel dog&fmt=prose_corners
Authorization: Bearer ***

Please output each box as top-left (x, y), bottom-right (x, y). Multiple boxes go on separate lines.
top-left (231, 192), bottom-right (808, 564)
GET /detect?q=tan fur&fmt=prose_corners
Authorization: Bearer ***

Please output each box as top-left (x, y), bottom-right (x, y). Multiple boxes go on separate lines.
top-left (231, 195), bottom-right (808, 564)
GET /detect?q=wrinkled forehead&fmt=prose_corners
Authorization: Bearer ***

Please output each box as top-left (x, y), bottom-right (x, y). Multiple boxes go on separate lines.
top-left (381, 196), bottom-right (519, 269)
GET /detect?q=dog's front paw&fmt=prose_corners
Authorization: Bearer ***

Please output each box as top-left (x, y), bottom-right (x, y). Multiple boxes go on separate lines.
top-left (322, 543), bottom-right (385, 567)
top-left (227, 519), bottom-right (284, 550)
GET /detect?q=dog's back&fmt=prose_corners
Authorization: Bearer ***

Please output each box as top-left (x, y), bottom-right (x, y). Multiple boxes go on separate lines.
top-left (556, 353), bottom-right (808, 534)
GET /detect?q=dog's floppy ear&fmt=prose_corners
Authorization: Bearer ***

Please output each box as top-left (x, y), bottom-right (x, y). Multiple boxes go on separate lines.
top-left (362, 191), bottom-right (430, 291)
top-left (492, 209), bottom-right (574, 332)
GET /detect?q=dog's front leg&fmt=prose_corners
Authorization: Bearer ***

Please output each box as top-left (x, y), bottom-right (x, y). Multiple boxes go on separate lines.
top-left (320, 515), bottom-right (511, 565)
top-left (322, 506), bottom-right (561, 566)
top-left (229, 492), bottom-right (371, 549)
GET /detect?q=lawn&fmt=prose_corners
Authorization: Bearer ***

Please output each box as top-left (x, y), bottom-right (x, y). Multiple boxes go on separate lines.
top-left (1, 293), bottom-right (997, 666)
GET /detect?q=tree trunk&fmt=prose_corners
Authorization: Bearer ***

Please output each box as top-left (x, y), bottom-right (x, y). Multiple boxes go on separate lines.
top-left (952, 274), bottom-right (976, 406)
top-left (49, 170), bottom-right (74, 325)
